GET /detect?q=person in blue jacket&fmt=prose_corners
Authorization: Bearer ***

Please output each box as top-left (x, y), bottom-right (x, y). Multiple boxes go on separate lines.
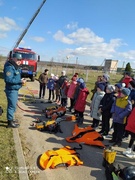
top-left (4, 53), bottom-right (26, 128)
top-left (109, 88), bottom-right (132, 147)
top-left (47, 73), bottom-right (55, 102)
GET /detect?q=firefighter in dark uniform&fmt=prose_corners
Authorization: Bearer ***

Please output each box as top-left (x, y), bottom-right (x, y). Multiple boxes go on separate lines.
top-left (4, 53), bottom-right (26, 128)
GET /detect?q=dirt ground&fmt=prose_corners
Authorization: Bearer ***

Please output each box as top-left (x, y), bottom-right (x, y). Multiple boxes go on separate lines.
top-left (16, 80), bottom-right (135, 180)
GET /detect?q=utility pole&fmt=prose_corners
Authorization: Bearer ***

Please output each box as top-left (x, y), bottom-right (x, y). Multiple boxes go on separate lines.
top-left (122, 61), bottom-right (125, 69)
top-left (76, 57), bottom-right (78, 64)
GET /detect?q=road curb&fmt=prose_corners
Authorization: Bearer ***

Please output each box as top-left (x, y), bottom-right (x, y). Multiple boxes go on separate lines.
top-left (13, 128), bottom-right (29, 180)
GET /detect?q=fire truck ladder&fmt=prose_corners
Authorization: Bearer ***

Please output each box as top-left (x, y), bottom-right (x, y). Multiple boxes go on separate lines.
top-left (14, 0), bottom-right (46, 49)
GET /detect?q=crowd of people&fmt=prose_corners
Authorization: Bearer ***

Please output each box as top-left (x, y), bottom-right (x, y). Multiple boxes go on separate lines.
top-left (90, 72), bottom-right (135, 158)
top-left (38, 69), bottom-right (135, 159)
top-left (3, 58), bottom-right (135, 160)
top-left (38, 69), bottom-right (89, 125)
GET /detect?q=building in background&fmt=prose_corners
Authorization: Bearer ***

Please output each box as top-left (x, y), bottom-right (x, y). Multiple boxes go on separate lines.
top-left (104, 59), bottom-right (118, 73)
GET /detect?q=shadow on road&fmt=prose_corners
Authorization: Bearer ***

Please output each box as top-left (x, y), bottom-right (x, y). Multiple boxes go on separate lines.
top-left (17, 82), bottom-right (135, 180)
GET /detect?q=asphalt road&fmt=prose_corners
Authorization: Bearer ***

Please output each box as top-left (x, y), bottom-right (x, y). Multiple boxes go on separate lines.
top-left (15, 79), bottom-right (135, 180)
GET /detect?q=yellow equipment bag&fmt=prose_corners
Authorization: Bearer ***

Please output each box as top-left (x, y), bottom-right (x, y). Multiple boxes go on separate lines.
top-left (103, 147), bottom-right (117, 164)
top-left (39, 145), bottom-right (83, 169)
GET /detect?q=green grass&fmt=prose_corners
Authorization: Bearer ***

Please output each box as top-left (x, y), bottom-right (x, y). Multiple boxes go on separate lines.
top-left (0, 66), bottom-right (19, 180)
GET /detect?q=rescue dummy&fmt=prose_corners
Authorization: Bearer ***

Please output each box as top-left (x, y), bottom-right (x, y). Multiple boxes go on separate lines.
top-left (42, 105), bottom-right (58, 113)
top-left (38, 144), bottom-right (83, 169)
top-left (30, 118), bottom-right (63, 133)
top-left (66, 124), bottom-right (105, 148)
top-left (45, 106), bottom-right (66, 119)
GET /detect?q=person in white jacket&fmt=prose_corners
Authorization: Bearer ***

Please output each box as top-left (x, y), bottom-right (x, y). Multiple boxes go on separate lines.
top-left (90, 83), bottom-right (105, 129)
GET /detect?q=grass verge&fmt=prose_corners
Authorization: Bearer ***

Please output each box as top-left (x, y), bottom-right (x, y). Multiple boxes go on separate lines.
top-left (0, 65), bottom-right (19, 180)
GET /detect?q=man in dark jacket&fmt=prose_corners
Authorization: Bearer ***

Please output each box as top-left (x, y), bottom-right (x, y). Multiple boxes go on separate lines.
top-left (4, 53), bottom-right (26, 128)
top-left (58, 70), bottom-right (67, 88)
top-left (38, 69), bottom-right (49, 99)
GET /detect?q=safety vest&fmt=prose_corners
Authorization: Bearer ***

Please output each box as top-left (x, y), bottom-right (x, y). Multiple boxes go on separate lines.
top-left (39, 145), bottom-right (83, 169)
top-left (66, 124), bottom-right (105, 148)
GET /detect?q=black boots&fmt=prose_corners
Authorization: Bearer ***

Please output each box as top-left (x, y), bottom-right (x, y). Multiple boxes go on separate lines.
top-left (77, 117), bottom-right (84, 126)
top-left (7, 120), bottom-right (20, 128)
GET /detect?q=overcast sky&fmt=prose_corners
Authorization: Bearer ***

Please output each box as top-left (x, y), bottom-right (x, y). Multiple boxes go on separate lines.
top-left (0, 0), bottom-right (135, 68)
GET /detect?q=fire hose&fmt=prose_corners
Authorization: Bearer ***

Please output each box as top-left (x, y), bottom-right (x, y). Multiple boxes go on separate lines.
top-left (17, 83), bottom-right (43, 114)
top-left (17, 102), bottom-right (42, 114)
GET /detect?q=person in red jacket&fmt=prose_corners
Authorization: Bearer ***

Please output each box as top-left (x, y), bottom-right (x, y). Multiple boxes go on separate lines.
top-left (74, 82), bottom-right (89, 125)
top-left (67, 76), bottom-right (77, 112)
top-left (123, 101), bottom-right (135, 158)
top-left (61, 78), bottom-right (70, 107)
top-left (121, 72), bottom-right (133, 88)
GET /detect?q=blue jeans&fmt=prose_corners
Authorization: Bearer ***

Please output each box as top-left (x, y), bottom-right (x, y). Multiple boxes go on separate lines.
top-left (5, 90), bottom-right (18, 121)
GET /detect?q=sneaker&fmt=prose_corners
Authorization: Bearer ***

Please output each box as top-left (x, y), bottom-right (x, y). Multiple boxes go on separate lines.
top-left (7, 120), bottom-right (20, 128)
top-left (123, 148), bottom-right (132, 155)
top-left (125, 152), bottom-right (135, 158)
top-left (105, 134), bottom-right (112, 138)
top-left (101, 132), bottom-right (108, 136)
top-left (99, 123), bottom-right (102, 126)
top-left (109, 139), bottom-right (116, 143)
top-left (77, 122), bottom-right (83, 126)
top-left (57, 101), bottom-right (61, 105)
top-left (122, 137), bottom-right (129, 141)
top-left (98, 130), bottom-right (104, 134)
top-left (13, 119), bottom-right (19, 124)
top-left (91, 125), bottom-right (98, 128)
top-left (109, 128), bottom-right (114, 133)
top-left (112, 142), bottom-right (121, 147)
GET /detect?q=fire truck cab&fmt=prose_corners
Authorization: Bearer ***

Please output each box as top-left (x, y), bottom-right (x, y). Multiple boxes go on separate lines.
top-left (9, 47), bottom-right (40, 81)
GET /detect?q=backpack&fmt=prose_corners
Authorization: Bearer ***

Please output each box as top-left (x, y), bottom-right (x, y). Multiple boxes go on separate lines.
top-left (38, 144), bottom-right (83, 169)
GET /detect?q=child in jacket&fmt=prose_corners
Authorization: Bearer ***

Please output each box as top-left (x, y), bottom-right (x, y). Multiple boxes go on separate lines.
top-left (98, 85), bottom-right (116, 136)
top-left (67, 76), bottom-right (77, 112)
top-left (74, 82), bottom-right (89, 125)
top-left (47, 74), bottom-right (55, 102)
top-left (61, 78), bottom-right (70, 107)
top-left (110, 88), bottom-right (132, 147)
top-left (90, 83), bottom-right (105, 128)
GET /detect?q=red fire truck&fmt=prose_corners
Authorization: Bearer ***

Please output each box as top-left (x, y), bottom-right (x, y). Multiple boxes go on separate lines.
top-left (9, 47), bottom-right (40, 81)
top-left (8, 0), bottom-right (46, 81)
